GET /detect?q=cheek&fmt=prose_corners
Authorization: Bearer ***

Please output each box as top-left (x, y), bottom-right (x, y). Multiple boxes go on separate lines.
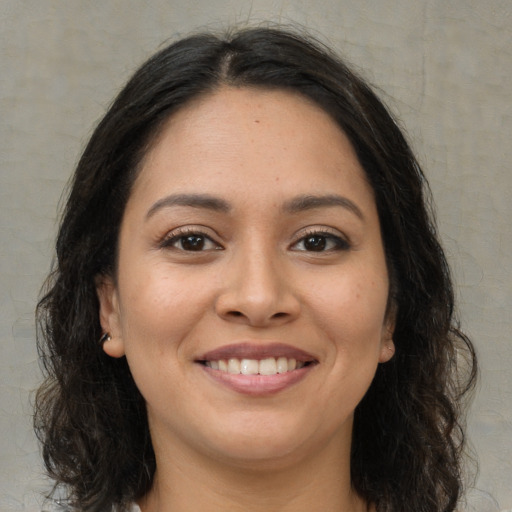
top-left (116, 268), bottom-right (215, 407)
top-left (303, 265), bottom-right (389, 400)
top-left (308, 268), bottom-right (389, 343)
top-left (117, 265), bottom-right (214, 358)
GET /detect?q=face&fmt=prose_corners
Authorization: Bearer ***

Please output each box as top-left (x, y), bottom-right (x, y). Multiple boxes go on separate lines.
top-left (98, 87), bottom-right (394, 470)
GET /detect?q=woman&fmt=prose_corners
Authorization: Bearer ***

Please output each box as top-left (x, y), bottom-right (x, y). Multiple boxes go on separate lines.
top-left (35, 27), bottom-right (477, 512)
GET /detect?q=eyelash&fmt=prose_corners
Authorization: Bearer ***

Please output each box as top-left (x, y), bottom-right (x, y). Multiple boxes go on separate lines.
top-left (159, 227), bottom-right (222, 252)
top-left (159, 227), bottom-right (350, 253)
top-left (290, 229), bottom-right (350, 253)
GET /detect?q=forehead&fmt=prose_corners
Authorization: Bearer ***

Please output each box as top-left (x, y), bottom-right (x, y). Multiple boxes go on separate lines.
top-left (130, 86), bottom-right (374, 209)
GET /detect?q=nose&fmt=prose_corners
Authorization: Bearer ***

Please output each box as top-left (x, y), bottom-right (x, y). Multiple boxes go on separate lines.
top-left (215, 247), bottom-right (301, 327)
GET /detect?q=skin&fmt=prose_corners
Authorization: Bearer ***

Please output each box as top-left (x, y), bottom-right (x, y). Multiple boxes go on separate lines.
top-left (98, 87), bottom-right (395, 512)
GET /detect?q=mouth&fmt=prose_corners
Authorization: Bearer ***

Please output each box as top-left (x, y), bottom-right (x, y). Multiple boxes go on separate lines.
top-left (199, 357), bottom-right (313, 375)
top-left (196, 343), bottom-right (317, 395)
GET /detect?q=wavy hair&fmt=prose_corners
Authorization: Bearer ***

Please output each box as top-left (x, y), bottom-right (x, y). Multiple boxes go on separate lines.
top-left (35, 27), bottom-right (477, 512)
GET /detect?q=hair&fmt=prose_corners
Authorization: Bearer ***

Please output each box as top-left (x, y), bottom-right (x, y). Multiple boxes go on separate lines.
top-left (35, 26), bottom-right (477, 512)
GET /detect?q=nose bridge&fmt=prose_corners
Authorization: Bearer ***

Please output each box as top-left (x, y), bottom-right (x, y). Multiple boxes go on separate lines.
top-left (216, 235), bottom-right (299, 325)
top-left (240, 243), bottom-right (280, 305)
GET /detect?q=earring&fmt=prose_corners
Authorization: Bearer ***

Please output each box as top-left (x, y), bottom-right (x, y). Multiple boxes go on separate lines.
top-left (99, 332), bottom-right (111, 345)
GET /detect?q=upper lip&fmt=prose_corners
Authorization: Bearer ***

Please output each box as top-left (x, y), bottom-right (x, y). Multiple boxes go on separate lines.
top-left (197, 343), bottom-right (317, 362)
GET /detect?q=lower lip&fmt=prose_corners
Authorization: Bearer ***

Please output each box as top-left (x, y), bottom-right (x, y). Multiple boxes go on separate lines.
top-left (200, 364), bottom-right (314, 396)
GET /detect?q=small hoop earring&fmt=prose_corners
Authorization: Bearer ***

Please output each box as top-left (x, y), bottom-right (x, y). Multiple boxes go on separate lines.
top-left (99, 332), bottom-right (111, 345)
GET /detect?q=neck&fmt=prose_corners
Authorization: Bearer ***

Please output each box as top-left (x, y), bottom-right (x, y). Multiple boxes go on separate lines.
top-left (139, 430), bottom-right (369, 512)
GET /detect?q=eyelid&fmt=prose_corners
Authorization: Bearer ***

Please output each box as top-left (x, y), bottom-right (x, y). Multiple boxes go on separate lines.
top-left (290, 226), bottom-right (351, 252)
top-left (159, 225), bottom-right (223, 250)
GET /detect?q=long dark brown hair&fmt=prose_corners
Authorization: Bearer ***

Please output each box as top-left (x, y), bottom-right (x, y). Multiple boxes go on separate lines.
top-left (35, 27), bottom-right (477, 512)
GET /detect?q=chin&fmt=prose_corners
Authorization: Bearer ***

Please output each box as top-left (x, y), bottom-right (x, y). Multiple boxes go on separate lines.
top-left (208, 438), bottom-right (308, 472)
top-left (198, 412), bottom-right (347, 471)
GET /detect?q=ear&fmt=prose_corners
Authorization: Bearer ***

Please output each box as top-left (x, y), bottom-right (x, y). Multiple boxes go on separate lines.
top-left (95, 275), bottom-right (125, 358)
top-left (378, 312), bottom-right (396, 363)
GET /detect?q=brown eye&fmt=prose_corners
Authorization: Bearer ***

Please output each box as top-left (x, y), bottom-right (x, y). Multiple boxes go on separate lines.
top-left (161, 231), bottom-right (221, 251)
top-left (180, 234), bottom-right (207, 251)
top-left (292, 232), bottom-right (349, 252)
top-left (303, 235), bottom-right (327, 251)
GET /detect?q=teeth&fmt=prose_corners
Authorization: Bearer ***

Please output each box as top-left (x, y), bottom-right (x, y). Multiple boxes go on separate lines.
top-left (259, 357), bottom-right (277, 375)
top-left (228, 358), bottom-right (241, 374)
top-left (205, 357), bottom-right (307, 375)
top-left (276, 356), bottom-right (288, 374)
top-left (241, 359), bottom-right (259, 375)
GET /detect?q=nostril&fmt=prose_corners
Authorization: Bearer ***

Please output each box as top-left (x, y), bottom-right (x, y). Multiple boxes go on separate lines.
top-left (272, 312), bottom-right (288, 319)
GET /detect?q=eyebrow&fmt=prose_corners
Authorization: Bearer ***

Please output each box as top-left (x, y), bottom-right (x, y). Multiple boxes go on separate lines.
top-left (146, 193), bottom-right (231, 219)
top-left (145, 192), bottom-right (364, 221)
top-left (283, 194), bottom-right (364, 220)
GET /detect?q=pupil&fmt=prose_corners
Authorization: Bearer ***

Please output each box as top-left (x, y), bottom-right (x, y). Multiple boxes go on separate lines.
top-left (305, 235), bottom-right (326, 251)
top-left (182, 235), bottom-right (204, 251)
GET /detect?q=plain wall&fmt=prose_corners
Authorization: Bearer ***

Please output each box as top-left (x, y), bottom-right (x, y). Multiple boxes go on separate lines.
top-left (1, 1), bottom-right (510, 510)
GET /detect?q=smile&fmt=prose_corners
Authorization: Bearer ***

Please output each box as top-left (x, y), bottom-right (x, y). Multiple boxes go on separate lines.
top-left (204, 357), bottom-right (309, 375)
top-left (197, 343), bottom-right (317, 395)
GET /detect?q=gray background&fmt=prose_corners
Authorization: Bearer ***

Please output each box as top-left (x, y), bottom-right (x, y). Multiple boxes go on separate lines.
top-left (1, 1), bottom-right (511, 510)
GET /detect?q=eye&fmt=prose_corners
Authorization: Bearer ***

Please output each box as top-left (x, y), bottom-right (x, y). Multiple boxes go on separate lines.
top-left (291, 231), bottom-right (350, 252)
top-left (160, 228), bottom-right (222, 252)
